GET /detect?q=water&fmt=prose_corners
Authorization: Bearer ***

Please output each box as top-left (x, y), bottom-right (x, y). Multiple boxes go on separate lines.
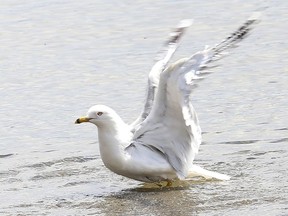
top-left (0, 0), bottom-right (287, 215)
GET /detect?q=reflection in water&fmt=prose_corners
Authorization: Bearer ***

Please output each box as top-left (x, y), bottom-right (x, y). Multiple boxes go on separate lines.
top-left (91, 181), bottom-right (206, 215)
top-left (0, 145), bottom-right (287, 215)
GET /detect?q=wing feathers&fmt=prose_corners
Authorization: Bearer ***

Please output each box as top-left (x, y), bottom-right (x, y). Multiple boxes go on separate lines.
top-left (131, 14), bottom-right (260, 179)
top-left (130, 20), bottom-right (193, 130)
top-left (133, 56), bottom-right (204, 178)
top-left (206, 12), bottom-right (261, 64)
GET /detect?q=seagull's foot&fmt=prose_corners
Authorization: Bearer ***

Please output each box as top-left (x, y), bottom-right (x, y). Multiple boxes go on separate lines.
top-left (154, 180), bottom-right (173, 188)
top-left (166, 180), bottom-right (173, 187)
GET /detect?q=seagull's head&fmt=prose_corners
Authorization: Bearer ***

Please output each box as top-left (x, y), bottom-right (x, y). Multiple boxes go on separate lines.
top-left (75, 105), bottom-right (119, 127)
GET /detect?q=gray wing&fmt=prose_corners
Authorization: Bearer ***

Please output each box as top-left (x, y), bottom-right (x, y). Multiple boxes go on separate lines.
top-left (130, 55), bottom-right (204, 179)
top-left (201, 12), bottom-right (261, 66)
top-left (130, 20), bottom-right (193, 130)
top-left (128, 13), bottom-right (261, 179)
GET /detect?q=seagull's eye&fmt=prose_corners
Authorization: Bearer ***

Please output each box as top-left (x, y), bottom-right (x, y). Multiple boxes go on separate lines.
top-left (97, 112), bottom-right (103, 116)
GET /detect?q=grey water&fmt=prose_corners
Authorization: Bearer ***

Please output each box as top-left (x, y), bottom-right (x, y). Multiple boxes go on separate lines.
top-left (0, 0), bottom-right (287, 215)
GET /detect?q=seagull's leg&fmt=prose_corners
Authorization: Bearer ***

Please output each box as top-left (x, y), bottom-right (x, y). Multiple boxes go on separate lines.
top-left (155, 182), bottom-right (163, 188)
top-left (166, 180), bottom-right (173, 187)
top-left (154, 181), bottom-right (173, 188)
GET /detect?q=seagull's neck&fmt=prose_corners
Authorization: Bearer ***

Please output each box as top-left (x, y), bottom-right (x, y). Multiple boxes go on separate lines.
top-left (97, 116), bottom-right (132, 173)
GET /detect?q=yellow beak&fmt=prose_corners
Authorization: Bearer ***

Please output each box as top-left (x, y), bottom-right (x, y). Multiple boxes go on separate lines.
top-left (75, 117), bottom-right (91, 124)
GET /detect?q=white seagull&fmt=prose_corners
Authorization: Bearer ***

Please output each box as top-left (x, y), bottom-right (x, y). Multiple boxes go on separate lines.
top-left (76, 14), bottom-right (260, 185)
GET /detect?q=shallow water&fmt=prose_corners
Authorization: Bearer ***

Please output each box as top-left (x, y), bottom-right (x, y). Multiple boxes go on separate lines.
top-left (0, 0), bottom-right (288, 215)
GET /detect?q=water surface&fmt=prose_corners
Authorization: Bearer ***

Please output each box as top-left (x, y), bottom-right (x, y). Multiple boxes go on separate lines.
top-left (0, 0), bottom-right (287, 215)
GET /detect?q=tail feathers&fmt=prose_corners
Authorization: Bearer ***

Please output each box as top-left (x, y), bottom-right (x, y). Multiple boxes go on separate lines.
top-left (188, 165), bottom-right (231, 181)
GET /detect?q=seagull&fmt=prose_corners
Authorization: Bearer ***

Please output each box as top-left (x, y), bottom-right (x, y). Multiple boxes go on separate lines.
top-left (75, 14), bottom-right (260, 185)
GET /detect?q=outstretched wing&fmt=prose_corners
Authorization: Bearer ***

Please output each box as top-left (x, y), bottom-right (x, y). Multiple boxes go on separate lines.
top-left (131, 55), bottom-right (204, 179)
top-left (203, 12), bottom-right (261, 65)
top-left (130, 20), bottom-right (193, 130)
top-left (129, 13), bottom-right (261, 179)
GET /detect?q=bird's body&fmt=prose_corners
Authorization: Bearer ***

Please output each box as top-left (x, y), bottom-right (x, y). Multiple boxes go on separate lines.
top-left (76, 14), bottom-right (260, 184)
top-left (82, 105), bottom-right (177, 182)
